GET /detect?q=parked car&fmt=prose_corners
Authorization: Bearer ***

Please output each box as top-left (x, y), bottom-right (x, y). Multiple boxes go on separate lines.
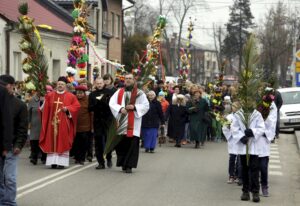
top-left (278, 87), bottom-right (300, 130)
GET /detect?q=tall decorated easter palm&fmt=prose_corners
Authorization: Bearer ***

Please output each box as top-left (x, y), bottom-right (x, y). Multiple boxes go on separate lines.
top-left (18, 3), bottom-right (49, 96)
top-left (236, 34), bottom-right (261, 165)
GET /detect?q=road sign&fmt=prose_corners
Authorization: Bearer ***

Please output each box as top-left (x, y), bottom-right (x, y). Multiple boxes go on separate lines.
top-left (296, 73), bottom-right (300, 87)
top-left (296, 50), bottom-right (300, 61)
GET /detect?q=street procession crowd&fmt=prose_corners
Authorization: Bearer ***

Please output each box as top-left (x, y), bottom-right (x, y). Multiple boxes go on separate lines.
top-left (0, 70), bottom-right (283, 205)
top-left (0, 0), bottom-right (291, 204)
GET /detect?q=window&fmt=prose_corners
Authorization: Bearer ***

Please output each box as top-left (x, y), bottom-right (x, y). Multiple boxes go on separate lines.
top-left (52, 59), bottom-right (61, 81)
top-left (102, 11), bottom-right (108, 32)
top-left (206, 61), bottom-right (210, 70)
top-left (13, 52), bottom-right (22, 80)
top-left (213, 62), bottom-right (216, 70)
top-left (116, 15), bottom-right (121, 38)
top-left (111, 12), bottom-right (115, 36)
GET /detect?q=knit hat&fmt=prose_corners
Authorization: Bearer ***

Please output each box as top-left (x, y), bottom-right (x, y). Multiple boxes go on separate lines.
top-left (46, 85), bottom-right (53, 92)
top-left (0, 75), bottom-right (15, 85)
top-left (75, 85), bottom-right (88, 91)
top-left (158, 90), bottom-right (165, 97)
top-left (57, 76), bottom-right (68, 84)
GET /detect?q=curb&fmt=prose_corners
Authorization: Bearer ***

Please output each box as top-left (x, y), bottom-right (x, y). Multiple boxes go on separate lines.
top-left (294, 131), bottom-right (300, 153)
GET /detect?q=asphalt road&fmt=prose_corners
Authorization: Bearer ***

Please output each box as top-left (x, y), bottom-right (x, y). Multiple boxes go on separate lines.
top-left (16, 133), bottom-right (300, 206)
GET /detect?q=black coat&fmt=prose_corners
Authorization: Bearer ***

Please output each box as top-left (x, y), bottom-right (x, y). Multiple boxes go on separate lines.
top-left (0, 86), bottom-right (13, 152)
top-left (142, 99), bottom-right (165, 128)
top-left (166, 104), bottom-right (188, 139)
top-left (275, 90), bottom-right (283, 111)
top-left (10, 95), bottom-right (28, 150)
top-left (89, 88), bottom-right (114, 134)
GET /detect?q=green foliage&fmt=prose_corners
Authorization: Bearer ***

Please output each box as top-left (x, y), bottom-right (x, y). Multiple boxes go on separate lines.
top-left (18, 3), bottom-right (49, 96)
top-left (123, 34), bottom-right (149, 71)
top-left (222, 0), bottom-right (254, 59)
top-left (18, 3), bottom-right (28, 15)
top-left (237, 34), bottom-right (261, 116)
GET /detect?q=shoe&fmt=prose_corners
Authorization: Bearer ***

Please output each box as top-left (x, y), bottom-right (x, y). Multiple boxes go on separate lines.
top-left (122, 166), bottom-right (126, 171)
top-left (95, 164), bottom-right (105, 169)
top-left (195, 142), bottom-right (199, 148)
top-left (30, 159), bottom-right (37, 165)
top-left (241, 192), bottom-right (250, 201)
top-left (262, 187), bottom-right (269, 197)
top-left (107, 160), bottom-right (112, 168)
top-left (174, 144), bottom-right (181, 148)
top-left (252, 193), bottom-right (260, 202)
top-left (150, 149), bottom-right (154, 153)
top-left (57, 165), bottom-right (65, 169)
top-left (145, 149), bottom-right (150, 153)
top-left (51, 164), bottom-right (57, 169)
top-left (79, 161), bottom-right (84, 165)
top-left (227, 177), bottom-right (234, 184)
top-left (181, 140), bottom-right (187, 145)
top-left (87, 156), bottom-right (92, 162)
top-left (125, 168), bottom-right (132, 173)
top-left (237, 179), bottom-right (243, 186)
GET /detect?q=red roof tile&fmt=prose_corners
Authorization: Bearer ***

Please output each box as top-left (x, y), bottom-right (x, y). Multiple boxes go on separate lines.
top-left (0, 0), bottom-right (73, 34)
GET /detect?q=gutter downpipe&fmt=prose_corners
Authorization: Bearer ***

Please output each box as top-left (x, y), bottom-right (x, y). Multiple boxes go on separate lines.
top-left (5, 22), bottom-right (14, 74)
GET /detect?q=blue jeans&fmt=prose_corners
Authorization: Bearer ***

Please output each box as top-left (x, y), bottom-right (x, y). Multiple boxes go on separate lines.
top-left (0, 151), bottom-right (18, 206)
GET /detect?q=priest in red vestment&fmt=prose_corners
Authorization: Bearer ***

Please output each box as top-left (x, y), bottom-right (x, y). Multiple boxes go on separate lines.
top-left (39, 76), bottom-right (80, 168)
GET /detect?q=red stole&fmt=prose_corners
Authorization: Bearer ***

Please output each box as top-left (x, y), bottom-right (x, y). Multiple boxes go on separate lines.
top-left (117, 85), bottom-right (138, 137)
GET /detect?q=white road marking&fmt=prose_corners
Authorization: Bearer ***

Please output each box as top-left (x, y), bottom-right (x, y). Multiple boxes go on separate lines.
top-left (18, 158), bottom-right (97, 192)
top-left (17, 165), bottom-right (82, 192)
top-left (269, 171), bottom-right (283, 176)
top-left (270, 155), bottom-right (280, 159)
top-left (269, 165), bottom-right (282, 169)
top-left (17, 162), bottom-right (98, 199)
top-left (270, 151), bottom-right (279, 155)
top-left (269, 159), bottom-right (280, 163)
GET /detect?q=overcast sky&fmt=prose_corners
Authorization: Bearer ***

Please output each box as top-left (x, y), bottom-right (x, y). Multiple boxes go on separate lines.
top-left (125, 0), bottom-right (300, 47)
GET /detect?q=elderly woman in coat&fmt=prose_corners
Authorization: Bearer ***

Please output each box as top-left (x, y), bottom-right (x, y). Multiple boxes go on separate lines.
top-left (141, 91), bottom-right (165, 153)
top-left (186, 89), bottom-right (209, 148)
top-left (167, 94), bottom-right (188, 147)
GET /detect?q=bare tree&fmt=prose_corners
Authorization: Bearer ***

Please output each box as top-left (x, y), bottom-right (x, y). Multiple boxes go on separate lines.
top-left (123, 1), bottom-right (159, 37)
top-left (257, 2), bottom-right (298, 86)
top-left (212, 23), bottom-right (226, 73)
top-left (171, 0), bottom-right (195, 72)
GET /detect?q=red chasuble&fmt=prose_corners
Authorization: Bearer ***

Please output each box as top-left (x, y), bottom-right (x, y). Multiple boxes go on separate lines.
top-left (39, 91), bottom-right (80, 154)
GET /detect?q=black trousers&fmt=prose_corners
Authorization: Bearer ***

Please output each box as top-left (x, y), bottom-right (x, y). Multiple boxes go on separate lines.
top-left (229, 154), bottom-right (242, 178)
top-left (240, 154), bottom-right (260, 194)
top-left (259, 156), bottom-right (269, 188)
top-left (87, 133), bottom-right (94, 158)
top-left (30, 140), bottom-right (46, 162)
top-left (94, 134), bottom-right (112, 165)
top-left (115, 136), bottom-right (139, 169)
top-left (73, 132), bottom-right (90, 162)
